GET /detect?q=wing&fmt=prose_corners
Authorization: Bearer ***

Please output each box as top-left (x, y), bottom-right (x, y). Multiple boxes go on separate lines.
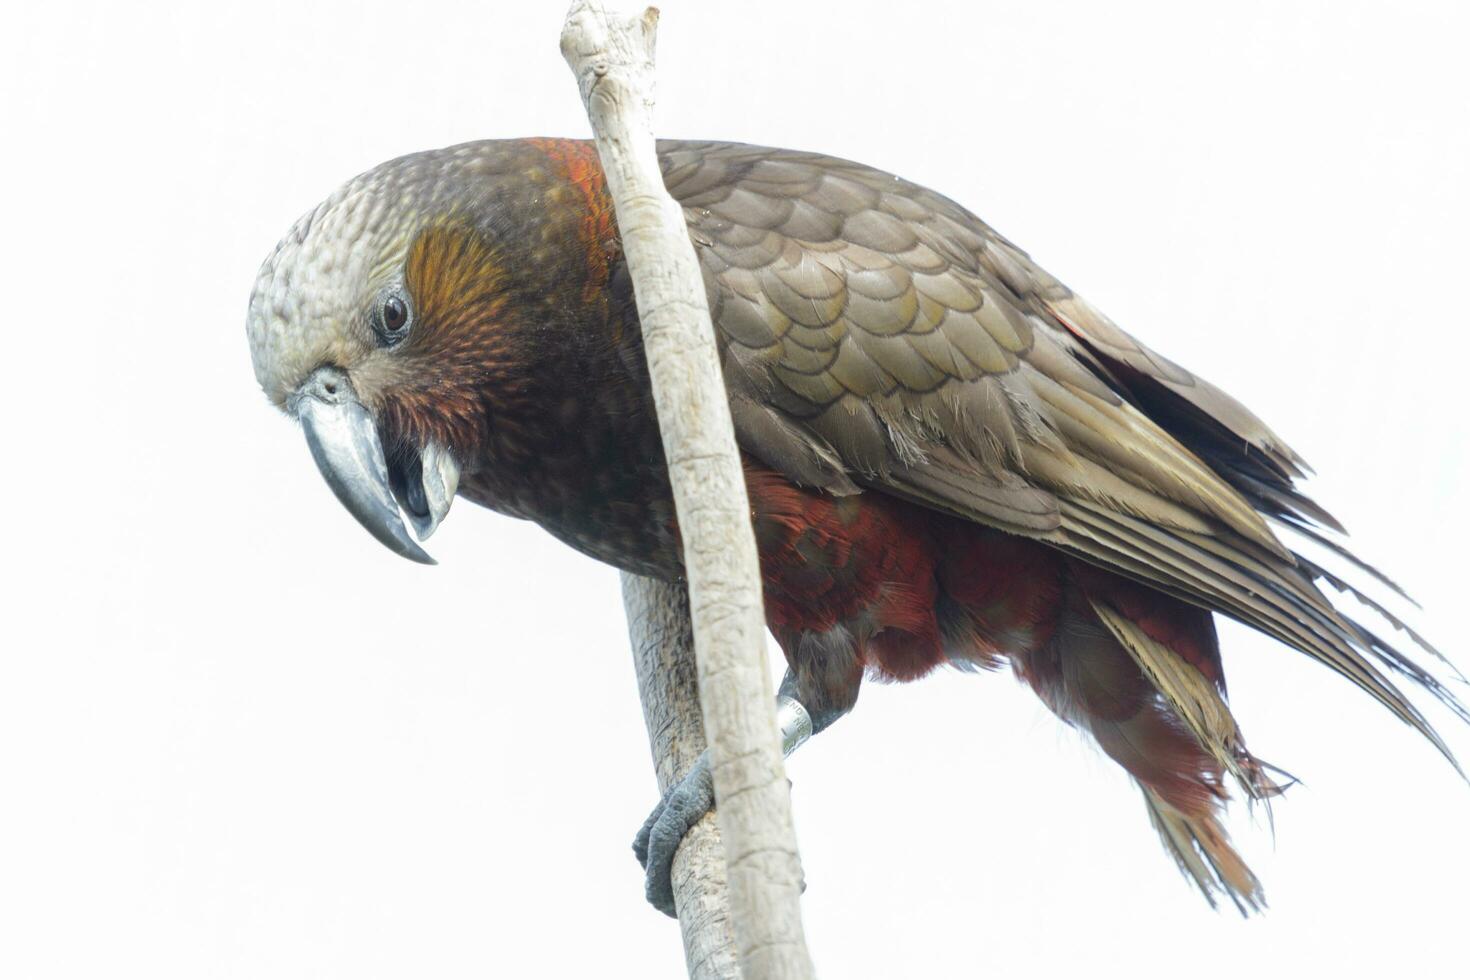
top-left (658, 140), bottom-right (1465, 760)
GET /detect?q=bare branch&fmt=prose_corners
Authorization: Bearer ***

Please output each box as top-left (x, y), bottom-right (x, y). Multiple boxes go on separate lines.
top-left (623, 574), bottom-right (738, 980)
top-left (560, 4), bottom-right (815, 976)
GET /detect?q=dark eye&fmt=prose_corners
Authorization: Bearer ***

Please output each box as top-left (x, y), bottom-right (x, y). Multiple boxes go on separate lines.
top-left (383, 297), bottom-right (407, 331)
top-left (373, 288), bottom-right (413, 345)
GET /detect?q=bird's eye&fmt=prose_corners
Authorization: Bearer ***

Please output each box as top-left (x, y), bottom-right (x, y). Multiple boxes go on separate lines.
top-left (373, 289), bottom-right (413, 345)
top-left (383, 297), bottom-right (407, 331)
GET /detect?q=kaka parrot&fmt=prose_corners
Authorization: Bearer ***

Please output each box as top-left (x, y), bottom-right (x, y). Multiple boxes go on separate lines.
top-left (246, 138), bottom-right (1464, 917)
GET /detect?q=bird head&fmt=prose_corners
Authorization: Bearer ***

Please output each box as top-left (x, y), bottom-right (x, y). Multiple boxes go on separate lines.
top-left (246, 139), bottom-right (620, 564)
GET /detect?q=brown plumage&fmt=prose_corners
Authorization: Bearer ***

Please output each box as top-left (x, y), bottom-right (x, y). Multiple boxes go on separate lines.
top-left (247, 138), bottom-right (1465, 913)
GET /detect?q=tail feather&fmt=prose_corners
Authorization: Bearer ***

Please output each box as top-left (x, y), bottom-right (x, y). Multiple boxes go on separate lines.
top-left (1141, 785), bottom-right (1264, 915)
top-left (1086, 595), bottom-right (1285, 802)
top-left (1012, 566), bottom-right (1276, 911)
top-left (1089, 597), bottom-right (1252, 794)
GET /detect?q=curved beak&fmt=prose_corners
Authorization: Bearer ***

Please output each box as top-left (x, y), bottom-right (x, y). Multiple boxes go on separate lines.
top-left (291, 367), bottom-right (439, 565)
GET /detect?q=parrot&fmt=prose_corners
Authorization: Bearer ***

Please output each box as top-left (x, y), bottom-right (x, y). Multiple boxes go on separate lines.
top-left (246, 138), bottom-right (1464, 918)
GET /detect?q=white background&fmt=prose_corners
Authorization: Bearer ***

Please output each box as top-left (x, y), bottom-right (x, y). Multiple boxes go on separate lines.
top-left (4, 2), bottom-right (1468, 977)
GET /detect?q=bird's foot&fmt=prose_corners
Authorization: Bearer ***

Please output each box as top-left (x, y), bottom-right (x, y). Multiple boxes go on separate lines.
top-left (632, 750), bottom-right (714, 918)
top-left (630, 691), bottom-right (833, 916)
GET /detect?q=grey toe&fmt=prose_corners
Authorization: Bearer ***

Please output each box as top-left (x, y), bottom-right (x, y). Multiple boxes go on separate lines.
top-left (632, 751), bottom-right (714, 917)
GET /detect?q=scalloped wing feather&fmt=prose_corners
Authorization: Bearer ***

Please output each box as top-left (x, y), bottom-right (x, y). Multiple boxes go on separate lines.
top-left (659, 140), bottom-right (1462, 770)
